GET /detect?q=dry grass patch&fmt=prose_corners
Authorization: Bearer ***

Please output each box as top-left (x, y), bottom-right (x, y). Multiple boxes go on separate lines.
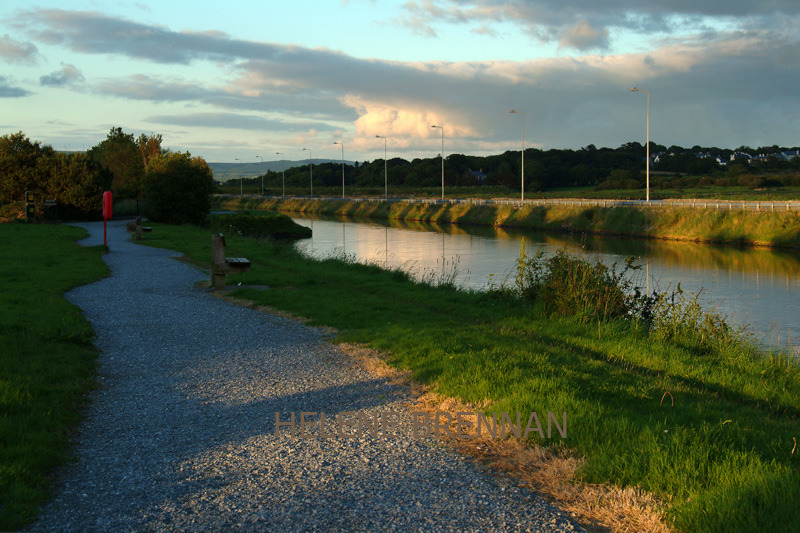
top-left (338, 342), bottom-right (672, 533)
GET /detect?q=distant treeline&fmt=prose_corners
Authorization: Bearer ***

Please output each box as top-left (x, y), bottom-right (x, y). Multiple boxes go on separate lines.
top-left (241, 142), bottom-right (800, 192)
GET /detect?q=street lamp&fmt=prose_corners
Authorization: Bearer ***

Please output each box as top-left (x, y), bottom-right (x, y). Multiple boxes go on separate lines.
top-left (275, 152), bottom-right (285, 199)
top-left (376, 135), bottom-right (388, 201)
top-left (302, 148), bottom-right (313, 198)
top-left (234, 157), bottom-right (242, 196)
top-left (333, 141), bottom-right (345, 199)
top-left (431, 124), bottom-right (444, 200)
top-left (509, 110), bottom-right (525, 202)
top-left (630, 87), bottom-right (650, 203)
top-left (256, 155), bottom-right (264, 196)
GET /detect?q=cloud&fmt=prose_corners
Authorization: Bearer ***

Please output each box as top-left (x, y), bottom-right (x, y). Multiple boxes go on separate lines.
top-left (11, 9), bottom-right (800, 154)
top-left (0, 75), bottom-right (31, 97)
top-left (40, 63), bottom-right (85, 87)
top-left (559, 21), bottom-right (609, 51)
top-left (394, 0), bottom-right (800, 51)
top-left (0, 34), bottom-right (40, 64)
top-left (146, 112), bottom-right (337, 133)
top-left (17, 9), bottom-right (279, 65)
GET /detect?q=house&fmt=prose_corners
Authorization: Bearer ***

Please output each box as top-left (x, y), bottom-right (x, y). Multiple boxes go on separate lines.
top-left (469, 169), bottom-right (487, 183)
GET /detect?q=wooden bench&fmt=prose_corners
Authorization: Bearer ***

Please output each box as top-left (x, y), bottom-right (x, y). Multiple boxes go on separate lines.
top-left (225, 257), bottom-right (251, 274)
top-left (211, 234), bottom-right (251, 289)
top-left (126, 218), bottom-right (153, 240)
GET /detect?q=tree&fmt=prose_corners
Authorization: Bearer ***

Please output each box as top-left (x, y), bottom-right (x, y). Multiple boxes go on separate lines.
top-left (137, 133), bottom-right (163, 169)
top-left (87, 127), bottom-right (145, 198)
top-left (45, 153), bottom-right (111, 218)
top-left (0, 131), bottom-right (54, 202)
top-left (143, 151), bottom-right (215, 225)
top-left (0, 132), bottom-right (111, 219)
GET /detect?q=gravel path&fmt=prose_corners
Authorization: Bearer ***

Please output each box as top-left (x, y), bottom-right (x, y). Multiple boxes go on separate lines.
top-left (29, 220), bottom-right (581, 532)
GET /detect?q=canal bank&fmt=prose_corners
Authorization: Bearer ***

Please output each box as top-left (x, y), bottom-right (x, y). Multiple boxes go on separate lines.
top-left (215, 196), bottom-right (800, 249)
top-left (287, 215), bottom-right (800, 347)
top-left (136, 220), bottom-right (800, 533)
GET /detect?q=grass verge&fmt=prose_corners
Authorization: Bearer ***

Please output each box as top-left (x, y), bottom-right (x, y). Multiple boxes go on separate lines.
top-left (0, 223), bottom-right (109, 530)
top-left (139, 221), bottom-right (799, 532)
top-left (217, 196), bottom-right (800, 249)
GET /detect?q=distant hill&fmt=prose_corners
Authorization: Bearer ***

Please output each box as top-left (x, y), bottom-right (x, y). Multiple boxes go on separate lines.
top-left (208, 159), bottom-right (346, 182)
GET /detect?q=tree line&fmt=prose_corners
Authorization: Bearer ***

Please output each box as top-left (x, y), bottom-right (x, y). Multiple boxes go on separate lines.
top-left (246, 142), bottom-right (800, 193)
top-left (1, 128), bottom-right (213, 223)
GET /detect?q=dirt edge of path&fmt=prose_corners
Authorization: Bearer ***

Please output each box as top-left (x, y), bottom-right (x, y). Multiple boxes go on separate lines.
top-left (211, 287), bottom-right (673, 533)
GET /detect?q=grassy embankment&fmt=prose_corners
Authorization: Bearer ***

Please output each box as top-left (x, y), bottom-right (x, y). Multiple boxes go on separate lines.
top-left (217, 196), bottom-right (800, 248)
top-left (0, 224), bottom-right (109, 530)
top-left (216, 184), bottom-right (800, 202)
top-left (138, 219), bottom-right (799, 533)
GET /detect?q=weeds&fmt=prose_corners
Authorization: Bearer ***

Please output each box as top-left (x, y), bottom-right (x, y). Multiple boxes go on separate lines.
top-left (509, 239), bottom-right (654, 323)
top-left (507, 239), bottom-right (759, 355)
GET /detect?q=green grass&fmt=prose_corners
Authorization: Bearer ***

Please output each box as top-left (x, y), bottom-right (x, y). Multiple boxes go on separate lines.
top-left (0, 223), bottom-right (109, 530)
top-left (139, 221), bottom-right (800, 532)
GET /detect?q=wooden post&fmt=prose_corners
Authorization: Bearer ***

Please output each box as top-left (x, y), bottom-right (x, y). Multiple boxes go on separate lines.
top-left (212, 234), bottom-right (227, 290)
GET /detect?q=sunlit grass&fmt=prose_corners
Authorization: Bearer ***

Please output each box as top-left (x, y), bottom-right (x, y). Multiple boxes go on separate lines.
top-left (140, 222), bottom-right (800, 532)
top-left (218, 196), bottom-right (800, 248)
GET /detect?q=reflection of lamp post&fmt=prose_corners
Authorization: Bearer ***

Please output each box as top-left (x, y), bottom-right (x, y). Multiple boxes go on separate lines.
top-left (275, 152), bottom-right (285, 199)
top-left (630, 87), bottom-right (650, 203)
top-left (431, 125), bottom-right (444, 200)
top-left (509, 110), bottom-right (525, 202)
top-left (234, 157), bottom-right (242, 196)
top-left (376, 135), bottom-right (387, 201)
top-left (256, 155), bottom-right (264, 196)
top-left (333, 141), bottom-right (345, 199)
top-left (302, 148), bottom-right (313, 198)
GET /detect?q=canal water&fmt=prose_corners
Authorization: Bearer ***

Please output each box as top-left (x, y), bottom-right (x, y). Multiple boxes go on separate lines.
top-left (291, 214), bottom-right (799, 349)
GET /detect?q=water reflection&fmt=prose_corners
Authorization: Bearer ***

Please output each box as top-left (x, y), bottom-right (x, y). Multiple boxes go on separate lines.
top-left (292, 214), bottom-right (799, 347)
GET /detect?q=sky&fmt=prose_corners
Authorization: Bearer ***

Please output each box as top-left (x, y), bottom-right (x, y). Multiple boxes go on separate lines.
top-left (1, 0), bottom-right (798, 163)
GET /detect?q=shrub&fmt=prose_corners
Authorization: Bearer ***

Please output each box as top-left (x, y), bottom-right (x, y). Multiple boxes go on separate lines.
top-left (511, 241), bottom-right (651, 322)
top-left (209, 213), bottom-right (311, 239)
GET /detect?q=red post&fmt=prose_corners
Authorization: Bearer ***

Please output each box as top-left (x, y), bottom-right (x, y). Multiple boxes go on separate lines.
top-left (102, 191), bottom-right (113, 246)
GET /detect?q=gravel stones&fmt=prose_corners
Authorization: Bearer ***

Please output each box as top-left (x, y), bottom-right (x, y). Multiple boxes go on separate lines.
top-left (28, 220), bottom-right (581, 532)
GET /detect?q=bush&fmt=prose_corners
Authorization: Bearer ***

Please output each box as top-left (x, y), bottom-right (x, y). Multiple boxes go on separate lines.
top-left (143, 152), bottom-right (214, 225)
top-left (510, 242), bottom-right (650, 322)
top-left (209, 213), bottom-right (311, 239)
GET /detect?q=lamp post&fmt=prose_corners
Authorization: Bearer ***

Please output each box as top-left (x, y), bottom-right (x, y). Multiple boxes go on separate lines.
top-left (234, 157), bottom-right (242, 196)
top-left (431, 124), bottom-right (444, 200)
top-left (275, 152), bottom-right (285, 199)
top-left (302, 148), bottom-right (313, 198)
top-left (256, 155), bottom-right (264, 196)
top-left (630, 87), bottom-right (650, 203)
top-left (509, 110), bottom-right (525, 202)
top-left (376, 135), bottom-right (387, 201)
top-left (333, 141), bottom-right (345, 199)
